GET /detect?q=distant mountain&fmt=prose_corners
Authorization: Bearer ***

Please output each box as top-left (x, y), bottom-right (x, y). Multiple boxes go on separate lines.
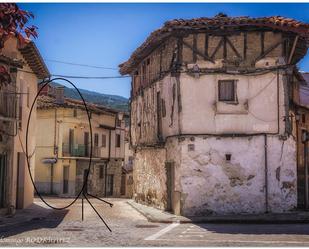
top-left (50, 82), bottom-right (129, 112)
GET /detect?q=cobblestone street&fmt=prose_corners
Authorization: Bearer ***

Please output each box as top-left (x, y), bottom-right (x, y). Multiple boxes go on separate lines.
top-left (1, 198), bottom-right (309, 246)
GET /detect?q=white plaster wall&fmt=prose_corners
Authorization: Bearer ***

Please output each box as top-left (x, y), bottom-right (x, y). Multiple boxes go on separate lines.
top-left (174, 135), bottom-right (296, 216)
top-left (180, 71), bottom-right (285, 135)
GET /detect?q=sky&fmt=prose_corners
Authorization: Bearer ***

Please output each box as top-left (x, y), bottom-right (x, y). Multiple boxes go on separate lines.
top-left (18, 3), bottom-right (309, 98)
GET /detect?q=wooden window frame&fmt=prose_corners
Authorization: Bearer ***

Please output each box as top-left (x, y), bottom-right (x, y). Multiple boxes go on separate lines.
top-left (218, 80), bottom-right (237, 103)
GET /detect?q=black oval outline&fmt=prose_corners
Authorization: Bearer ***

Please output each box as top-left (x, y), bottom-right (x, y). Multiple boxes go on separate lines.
top-left (25, 77), bottom-right (93, 210)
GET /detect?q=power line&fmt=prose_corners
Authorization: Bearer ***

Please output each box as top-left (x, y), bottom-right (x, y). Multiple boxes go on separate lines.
top-left (18, 69), bottom-right (130, 80)
top-left (45, 59), bottom-right (118, 70)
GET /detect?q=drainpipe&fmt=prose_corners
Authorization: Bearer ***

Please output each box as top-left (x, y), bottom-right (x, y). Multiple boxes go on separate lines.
top-left (264, 134), bottom-right (269, 213)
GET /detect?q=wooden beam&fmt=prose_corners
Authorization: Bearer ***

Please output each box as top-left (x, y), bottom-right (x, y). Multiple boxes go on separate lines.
top-left (260, 32), bottom-right (265, 55)
top-left (253, 39), bottom-right (286, 63)
top-left (205, 34), bottom-right (209, 57)
top-left (223, 36), bottom-right (227, 60)
top-left (210, 37), bottom-right (224, 60)
top-left (193, 34), bottom-right (197, 63)
top-left (243, 33), bottom-right (247, 60)
top-left (226, 37), bottom-right (242, 59)
top-left (288, 35), bottom-right (299, 64)
top-left (182, 40), bottom-right (215, 63)
top-left (177, 37), bottom-right (183, 65)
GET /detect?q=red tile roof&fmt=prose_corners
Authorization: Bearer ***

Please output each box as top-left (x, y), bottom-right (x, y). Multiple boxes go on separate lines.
top-left (119, 14), bottom-right (309, 75)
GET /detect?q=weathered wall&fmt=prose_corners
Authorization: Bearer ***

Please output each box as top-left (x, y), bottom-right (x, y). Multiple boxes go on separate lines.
top-left (180, 71), bottom-right (285, 135)
top-left (133, 147), bottom-right (167, 209)
top-left (76, 159), bottom-right (122, 197)
top-left (170, 135), bottom-right (296, 215)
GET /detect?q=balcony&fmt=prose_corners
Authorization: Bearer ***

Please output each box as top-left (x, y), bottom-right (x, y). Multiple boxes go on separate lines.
top-left (62, 143), bottom-right (101, 158)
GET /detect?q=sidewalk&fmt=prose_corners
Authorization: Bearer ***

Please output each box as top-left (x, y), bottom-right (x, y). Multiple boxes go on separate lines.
top-left (0, 201), bottom-right (53, 228)
top-left (127, 200), bottom-right (309, 224)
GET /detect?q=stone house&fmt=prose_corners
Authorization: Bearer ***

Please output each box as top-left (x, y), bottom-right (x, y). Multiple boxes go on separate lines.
top-left (119, 14), bottom-right (309, 216)
top-left (35, 87), bottom-right (125, 197)
top-left (0, 37), bottom-right (49, 214)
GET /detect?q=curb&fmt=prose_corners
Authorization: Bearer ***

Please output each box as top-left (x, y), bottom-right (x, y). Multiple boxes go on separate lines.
top-left (127, 201), bottom-right (309, 224)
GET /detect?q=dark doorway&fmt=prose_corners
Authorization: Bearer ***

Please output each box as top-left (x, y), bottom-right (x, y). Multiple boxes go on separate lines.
top-left (83, 169), bottom-right (89, 194)
top-left (165, 162), bottom-right (175, 211)
top-left (63, 166), bottom-right (69, 194)
top-left (0, 154), bottom-right (7, 208)
top-left (120, 173), bottom-right (126, 196)
top-left (106, 174), bottom-right (114, 196)
top-left (16, 152), bottom-right (25, 209)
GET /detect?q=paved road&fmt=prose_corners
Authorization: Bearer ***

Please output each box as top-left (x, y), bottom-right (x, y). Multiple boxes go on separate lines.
top-left (1, 198), bottom-right (309, 246)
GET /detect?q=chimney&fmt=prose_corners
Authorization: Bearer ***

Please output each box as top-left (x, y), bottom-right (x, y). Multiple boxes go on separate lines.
top-left (55, 86), bottom-right (64, 104)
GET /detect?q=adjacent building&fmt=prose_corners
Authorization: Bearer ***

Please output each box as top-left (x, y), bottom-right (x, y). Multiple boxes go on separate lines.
top-left (35, 87), bottom-right (126, 197)
top-left (0, 37), bottom-right (49, 214)
top-left (119, 14), bottom-right (309, 215)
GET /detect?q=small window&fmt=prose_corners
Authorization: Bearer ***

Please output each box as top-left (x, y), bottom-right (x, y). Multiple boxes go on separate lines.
top-left (73, 109), bottom-right (77, 117)
top-left (102, 134), bottom-right (107, 147)
top-left (94, 133), bottom-right (99, 147)
top-left (218, 80), bottom-right (236, 102)
top-left (116, 134), bottom-right (121, 148)
top-left (302, 114), bottom-right (306, 123)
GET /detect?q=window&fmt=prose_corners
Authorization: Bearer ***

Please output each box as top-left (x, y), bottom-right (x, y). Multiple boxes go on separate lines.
top-left (94, 133), bottom-right (99, 147)
top-left (73, 109), bottom-right (77, 117)
top-left (302, 114), bottom-right (306, 123)
top-left (116, 134), bottom-right (121, 148)
top-left (218, 80), bottom-right (236, 102)
top-left (102, 134), bottom-right (106, 147)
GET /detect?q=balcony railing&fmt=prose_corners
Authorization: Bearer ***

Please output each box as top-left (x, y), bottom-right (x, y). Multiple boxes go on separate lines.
top-left (62, 143), bottom-right (101, 157)
top-left (0, 86), bottom-right (18, 120)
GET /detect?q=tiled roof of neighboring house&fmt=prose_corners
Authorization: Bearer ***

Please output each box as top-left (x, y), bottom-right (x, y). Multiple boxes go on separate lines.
top-left (119, 14), bottom-right (309, 75)
top-left (19, 41), bottom-right (50, 79)
top-left (300, 72), bottom-right (309, 107)
top-left (37, 95), bottom-right (119, 115)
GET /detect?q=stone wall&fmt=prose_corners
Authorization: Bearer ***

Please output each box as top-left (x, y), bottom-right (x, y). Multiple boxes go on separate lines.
top-left (133, 147), bottom-right (167, 209)
top-left (76, 159), bottom-right (122, 197)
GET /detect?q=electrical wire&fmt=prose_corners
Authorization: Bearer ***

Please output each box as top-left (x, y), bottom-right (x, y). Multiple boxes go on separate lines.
top-left (45, 59), bottom-right (118, 70)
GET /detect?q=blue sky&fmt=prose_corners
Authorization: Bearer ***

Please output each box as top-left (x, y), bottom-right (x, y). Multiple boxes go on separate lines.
top-left (18, 3), bottom-right (309, 98)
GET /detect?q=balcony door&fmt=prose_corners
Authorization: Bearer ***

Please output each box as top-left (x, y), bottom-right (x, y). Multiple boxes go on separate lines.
top-left (84, 132), bottom-right (89, 157)
top-left (69, 129), bottom-right (74, 155)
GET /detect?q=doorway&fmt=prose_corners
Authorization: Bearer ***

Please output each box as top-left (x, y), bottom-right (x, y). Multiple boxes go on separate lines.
top-left (16, 152), bottom-right (25, 209)
top-left (0, 154), bottom-right (6, 208)
top-left (120, 172), bottom-right (126, 196)
top-left (106, 174), bottom-right (114, 196)
top-left (63, 166), bottom-right (69, 194)
top-left (165, 162), bottom-right (175, 211)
